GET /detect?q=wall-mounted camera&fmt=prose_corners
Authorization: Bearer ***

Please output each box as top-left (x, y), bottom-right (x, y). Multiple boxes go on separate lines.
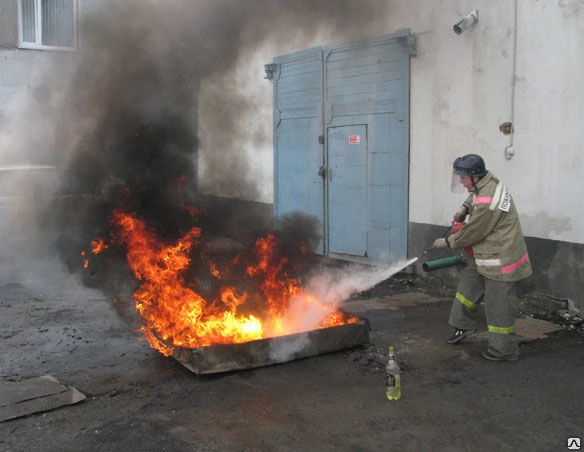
top-left (453, 9), bottom-right (479, 35)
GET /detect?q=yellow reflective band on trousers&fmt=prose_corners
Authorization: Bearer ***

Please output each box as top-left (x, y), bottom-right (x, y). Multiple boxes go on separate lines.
top-left (455, 292), bottom-right (477, 309)
top-left (488, 325), bottom-right (515, 334)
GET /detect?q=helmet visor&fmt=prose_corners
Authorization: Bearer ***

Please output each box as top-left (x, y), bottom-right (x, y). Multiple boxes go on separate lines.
top-left (451, 170), bottom-right (467, 193)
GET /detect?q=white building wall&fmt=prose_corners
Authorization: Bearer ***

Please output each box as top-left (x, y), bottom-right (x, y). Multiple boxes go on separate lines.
top-left (513, 1), bottom-right (584, 242)
top-left (0, 0), bottom-right (98, 163)
top-left (0, 50), bottom-right (47, 113)
top-left (381, 0), bottom-right (584, 245)
top-left (1, 0), bottom-right (582, 245)
top-left (0, 49), bottom-right (56, 163)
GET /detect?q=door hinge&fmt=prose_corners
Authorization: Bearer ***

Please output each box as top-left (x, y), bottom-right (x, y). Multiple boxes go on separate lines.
top-left (318, 166), bottom-right (328, 178)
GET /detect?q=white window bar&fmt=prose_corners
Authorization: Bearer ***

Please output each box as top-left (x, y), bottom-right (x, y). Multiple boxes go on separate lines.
top-left (18, 0), bottom-right (77, 51)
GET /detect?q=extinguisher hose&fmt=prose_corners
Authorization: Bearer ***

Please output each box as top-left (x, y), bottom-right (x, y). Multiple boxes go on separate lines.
top-left (422, 254), bottom-right (465, 272)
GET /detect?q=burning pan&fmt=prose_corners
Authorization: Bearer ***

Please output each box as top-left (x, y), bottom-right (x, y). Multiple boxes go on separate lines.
top-left (173, 318), bottom-right (370, 374)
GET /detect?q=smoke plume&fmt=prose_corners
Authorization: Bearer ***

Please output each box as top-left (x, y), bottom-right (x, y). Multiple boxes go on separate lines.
top-left (47, 0), bottom-right (388, 286)
top-left (54, 0), bottom-right (390, 200)
top-left (1, 0), bottom-right (394, 323)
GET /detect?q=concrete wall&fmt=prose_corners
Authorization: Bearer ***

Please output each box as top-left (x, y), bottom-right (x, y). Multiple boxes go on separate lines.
top-left (382, 0), bottom-right (584, 246)
top-left (0, 50), bottom-right (54, 112)
top-left (372, 0), bottom-right (584, 299)
top-left (0, 0), bottom-right (18, 48)
top-left (0, 1), bottom-right (73, 123)
top-left (0, 43), bottom-right (75, 164)
top-left (0, 0), bottom-right (101, 117)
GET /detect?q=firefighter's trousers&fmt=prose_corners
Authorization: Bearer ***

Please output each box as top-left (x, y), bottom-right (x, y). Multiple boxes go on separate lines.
top-left (449, 261), bottom-right (519, 357)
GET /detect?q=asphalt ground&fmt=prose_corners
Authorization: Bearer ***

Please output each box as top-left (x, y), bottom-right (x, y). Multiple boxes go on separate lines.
top-left (1, 267), bottom-right (583, 452)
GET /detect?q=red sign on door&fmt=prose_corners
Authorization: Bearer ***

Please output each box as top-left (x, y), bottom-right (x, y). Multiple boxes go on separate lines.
top-left (349, 135), bottom-right (360, 144)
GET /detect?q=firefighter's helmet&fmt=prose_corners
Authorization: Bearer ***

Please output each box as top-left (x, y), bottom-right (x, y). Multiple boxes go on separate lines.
top-left (453, 154), bottom-right (487, 177)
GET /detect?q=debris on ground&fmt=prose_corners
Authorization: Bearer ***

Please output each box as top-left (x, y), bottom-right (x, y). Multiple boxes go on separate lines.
top-left (362, 271), bottom-right (584, 337)
top-left (0, 375), bottom-right (86, 422)
top-left (519, 293), bottom-right (584, 335)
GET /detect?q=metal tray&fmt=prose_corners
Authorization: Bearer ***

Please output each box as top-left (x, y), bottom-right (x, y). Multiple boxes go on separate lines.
top-left (173, 319), bottom-right (370, 374)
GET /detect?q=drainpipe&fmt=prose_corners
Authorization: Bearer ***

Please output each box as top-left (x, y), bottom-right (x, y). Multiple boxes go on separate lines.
top-left (503, 0), bottom-right (518, 160)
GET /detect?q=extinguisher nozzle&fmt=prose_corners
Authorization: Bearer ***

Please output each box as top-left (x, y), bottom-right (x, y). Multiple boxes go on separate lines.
top-left (422, 255), bottom-right (465, 272)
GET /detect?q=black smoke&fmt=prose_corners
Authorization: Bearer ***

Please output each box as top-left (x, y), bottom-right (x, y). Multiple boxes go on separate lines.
top-left (41, 0), bottom-right (389, 313)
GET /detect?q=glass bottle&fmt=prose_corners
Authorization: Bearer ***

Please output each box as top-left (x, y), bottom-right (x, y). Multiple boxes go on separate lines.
top-left (385, 346), bottom-right (401, 400)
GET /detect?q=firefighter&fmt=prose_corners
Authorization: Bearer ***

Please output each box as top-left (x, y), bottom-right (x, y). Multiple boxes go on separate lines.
top-left (432, 154), bottom-right (532, 361)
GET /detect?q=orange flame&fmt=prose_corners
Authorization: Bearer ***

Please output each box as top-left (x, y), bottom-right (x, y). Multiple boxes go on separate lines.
top-left (81, 250), bottom-right (89, 269)
top-left (94, 209), bottom-right (357, 356)
top-left (82, 239), bottom-right (108, 268)
top-left (91, 239), bottom-right (108, 254)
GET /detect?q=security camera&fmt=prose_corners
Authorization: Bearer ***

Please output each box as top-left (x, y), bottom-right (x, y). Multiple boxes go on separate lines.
top-left (453, 9), bottom-right (479, 34)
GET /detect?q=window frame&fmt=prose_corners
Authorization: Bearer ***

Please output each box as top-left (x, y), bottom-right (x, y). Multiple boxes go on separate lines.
top-left (17, 0), bottom-right (78, 51)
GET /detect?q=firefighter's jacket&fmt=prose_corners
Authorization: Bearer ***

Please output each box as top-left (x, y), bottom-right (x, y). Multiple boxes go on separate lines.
top-left (447, 171), bottom-right (532, 282)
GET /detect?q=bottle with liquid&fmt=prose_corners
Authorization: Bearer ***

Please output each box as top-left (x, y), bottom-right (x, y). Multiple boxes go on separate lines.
top-left (385, 346), bottom-right (401, 400)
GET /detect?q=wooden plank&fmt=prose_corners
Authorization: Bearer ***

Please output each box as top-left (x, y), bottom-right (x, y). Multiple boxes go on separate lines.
top-left (0, 375), bottom-right (86, 422)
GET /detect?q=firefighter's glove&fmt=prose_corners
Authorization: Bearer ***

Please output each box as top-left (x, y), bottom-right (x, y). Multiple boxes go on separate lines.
top-left (432, 238), bottom-right (448, 249)
top-left (453, 206), bottom-right (469, 223)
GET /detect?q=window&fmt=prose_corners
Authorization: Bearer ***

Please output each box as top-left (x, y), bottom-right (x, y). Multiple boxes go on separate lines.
top-left (18, 0), bottom-right (77, 50)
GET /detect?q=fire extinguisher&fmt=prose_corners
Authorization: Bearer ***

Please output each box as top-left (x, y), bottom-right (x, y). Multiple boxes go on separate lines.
top-left (450, 221), bottom-right (474, 258)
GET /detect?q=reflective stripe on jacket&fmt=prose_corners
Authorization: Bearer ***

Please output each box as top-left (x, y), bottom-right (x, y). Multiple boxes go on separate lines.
top-left (447, 172), bottom-right (532, 282)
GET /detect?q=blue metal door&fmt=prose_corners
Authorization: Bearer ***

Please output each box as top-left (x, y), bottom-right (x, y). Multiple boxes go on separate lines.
top-left (271, 29), bottom-right (416, 263)
top-left (328, 125), bottom-right (367, 256)
top-left (272, 47), bottom-right (325, 254)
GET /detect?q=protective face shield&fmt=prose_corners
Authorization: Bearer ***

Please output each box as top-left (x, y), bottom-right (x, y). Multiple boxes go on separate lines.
top-left (451, 170), bottom-right (468, 193)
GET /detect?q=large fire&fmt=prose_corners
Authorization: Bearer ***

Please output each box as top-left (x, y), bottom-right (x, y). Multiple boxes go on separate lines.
top-left (85, 209), bottom-right (357, 356)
